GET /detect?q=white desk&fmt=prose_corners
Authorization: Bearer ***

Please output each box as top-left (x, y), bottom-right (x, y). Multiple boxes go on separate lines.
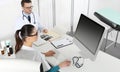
top-left (34, 35), bottom-right (120, 72)
top-left (0, 53), bottom-right (15, 59)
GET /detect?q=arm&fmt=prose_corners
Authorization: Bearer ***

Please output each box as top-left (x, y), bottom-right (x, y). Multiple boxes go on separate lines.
top-left (47, 60), bottom-right (71, 72)
top-left (47, 65), bottom-right (60, 72)
top-left (38, 23), bottom-right (48, 33)
top-left (35, 13), bottom-right (48, 33)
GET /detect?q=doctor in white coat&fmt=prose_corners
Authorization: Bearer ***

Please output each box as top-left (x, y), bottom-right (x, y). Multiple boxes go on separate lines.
top-left (15, 0), bottom-right (48, 33)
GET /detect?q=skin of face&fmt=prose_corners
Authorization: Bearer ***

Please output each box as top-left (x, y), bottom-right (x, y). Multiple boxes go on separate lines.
top-left (22, 3), bottom-right (33, 14)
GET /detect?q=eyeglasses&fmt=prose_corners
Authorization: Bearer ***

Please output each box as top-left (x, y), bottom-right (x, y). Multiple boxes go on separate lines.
top-left (28, 32), bottom-right (38, 37)
top-left (24, 6), bottom-right (33, 9)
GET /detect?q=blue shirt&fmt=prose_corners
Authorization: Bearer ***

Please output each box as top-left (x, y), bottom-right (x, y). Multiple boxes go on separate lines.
top-left (47, 65), bottom-right (60, 72)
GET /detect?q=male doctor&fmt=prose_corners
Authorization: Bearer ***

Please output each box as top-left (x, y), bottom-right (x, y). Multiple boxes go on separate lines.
top-left (15, 0), bottom-right (48, 33)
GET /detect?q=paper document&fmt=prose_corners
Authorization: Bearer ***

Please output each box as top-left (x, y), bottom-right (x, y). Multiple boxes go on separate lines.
top-left (44, 30), bottom-right (61, 41)
top-left (51, 38), bottom-right (73, 49)
top-left (33, 37), bottom-right (47, 47)
top-left (33, 30), bottom-right (61, 47)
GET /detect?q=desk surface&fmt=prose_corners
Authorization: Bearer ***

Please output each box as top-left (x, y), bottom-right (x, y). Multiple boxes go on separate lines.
top-left (0, 48), bottom-right (15, 59)
top-left (34, 35), bottom-right (120, 72)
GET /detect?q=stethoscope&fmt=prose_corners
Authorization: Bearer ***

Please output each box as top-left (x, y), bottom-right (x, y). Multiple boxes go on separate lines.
top-left (22, 11), bottom-right (36, 24)
top-left (72, 56), bottom-right (84, 68)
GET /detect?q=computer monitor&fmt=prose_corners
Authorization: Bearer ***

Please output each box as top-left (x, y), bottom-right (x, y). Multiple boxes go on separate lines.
top-left (73, 14), bottom-right (106, 61)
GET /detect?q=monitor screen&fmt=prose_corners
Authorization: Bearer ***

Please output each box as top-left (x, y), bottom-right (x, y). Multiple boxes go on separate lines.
top-left (74, 14), bottom-right (105, 60)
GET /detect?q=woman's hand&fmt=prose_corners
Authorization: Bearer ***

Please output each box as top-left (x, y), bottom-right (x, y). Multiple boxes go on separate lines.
top-left (44, 50), bottom-right (55, 57)
top-left (59, 60), bottom-right (71, 68)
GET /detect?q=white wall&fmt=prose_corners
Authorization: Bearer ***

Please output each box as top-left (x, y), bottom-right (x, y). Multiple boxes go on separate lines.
top-left (38, 0), bottom-right (88, 32)
top-left (0, 0), bottom-right (18, 40)
top-left (39, 0), bottom-right (53, 29)
top-left (73, 0), bottom-right (88, 31)
top-left (55, 0), bottom-right (71, 32)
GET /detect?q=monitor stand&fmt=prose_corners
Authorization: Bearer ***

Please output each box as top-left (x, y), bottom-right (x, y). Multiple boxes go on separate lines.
top-left (66, 31), bottom-right (74, 37)
top-left (79, 51), bottom-right (88, 59)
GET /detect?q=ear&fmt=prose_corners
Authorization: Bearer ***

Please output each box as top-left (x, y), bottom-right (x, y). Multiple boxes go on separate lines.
top-left (25, 37), bottom-right (31, 42)
top-left (22, 7), bottom-right (25, 11)
top-left (22, 7), bottom-right (24, 10)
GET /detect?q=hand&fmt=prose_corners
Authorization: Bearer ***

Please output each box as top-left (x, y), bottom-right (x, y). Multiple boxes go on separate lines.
top-left (59, 60), bottom-right (71, 68)
top-left (44, 50), bottom-right (55, 57)
top-left (43, 29), bottom-right (48, 33)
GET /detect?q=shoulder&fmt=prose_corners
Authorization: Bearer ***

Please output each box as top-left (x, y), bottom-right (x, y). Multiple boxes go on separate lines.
top-left (16, 13), bottom-right (24, 23)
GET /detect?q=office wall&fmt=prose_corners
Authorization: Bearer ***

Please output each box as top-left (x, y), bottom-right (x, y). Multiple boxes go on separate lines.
top-left (38, 0), bottom-right (88, 32)
top-left (73, 0), bottom-right (88, 31)
top-left (55, 0), bottom-right (88, 32)
top-left (39, 0), bottom-right (53, 29)
top-left (55, 0), bottom-right (71, 32)
top-left (0, 0), bottom-right (18, 40)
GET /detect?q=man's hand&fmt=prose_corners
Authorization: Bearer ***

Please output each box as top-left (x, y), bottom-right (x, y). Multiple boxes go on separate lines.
top-left (43, 29), bottom-right (48, 33)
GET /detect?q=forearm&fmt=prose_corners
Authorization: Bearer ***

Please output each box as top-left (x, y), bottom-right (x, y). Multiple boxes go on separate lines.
top-left (47, 65), bottom-right (60, 72)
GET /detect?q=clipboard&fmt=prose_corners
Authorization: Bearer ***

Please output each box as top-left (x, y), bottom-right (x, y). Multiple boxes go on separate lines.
top-left (51, 38), bottom-right (73, 49)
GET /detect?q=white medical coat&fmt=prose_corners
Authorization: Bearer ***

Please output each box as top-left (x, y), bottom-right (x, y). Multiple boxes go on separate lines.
top-left (15, 12), bottom-right (45, 32)
top-left (16, 45), bottom-right (51, 71)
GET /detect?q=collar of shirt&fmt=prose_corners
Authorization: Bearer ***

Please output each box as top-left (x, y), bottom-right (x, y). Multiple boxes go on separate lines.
top-left (23, 11), bottom-right (31, 17)
top-left (22, 45), bottom-right (35, 51)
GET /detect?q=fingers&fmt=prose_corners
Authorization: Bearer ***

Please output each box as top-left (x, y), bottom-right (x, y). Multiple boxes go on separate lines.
top-left (45, 50), bottom-right (56, 57)
top-left (64, 60), bottom-right (71, 66)
top-left (48, 50), bottom-right (56, 55)
top-left (59, 60), bottom-right (71, 68)
top-left (43, 29), bottom-right (48, 33)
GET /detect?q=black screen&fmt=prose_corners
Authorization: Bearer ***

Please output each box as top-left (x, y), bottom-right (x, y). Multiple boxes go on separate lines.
top-left (74, 14), bottom-right (105, 55)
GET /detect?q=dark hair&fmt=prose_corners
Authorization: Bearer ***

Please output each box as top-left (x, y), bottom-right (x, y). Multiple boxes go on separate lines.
top-left (15, 24), bottom-right (35, 53)
top-left (21, 0), bottom-right (32, 7)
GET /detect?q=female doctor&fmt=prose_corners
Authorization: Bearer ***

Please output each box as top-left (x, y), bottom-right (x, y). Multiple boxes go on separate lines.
top-left (15, 24), bottom-right (71, 72)
top-left (15, 0), bottom-right (48, 33)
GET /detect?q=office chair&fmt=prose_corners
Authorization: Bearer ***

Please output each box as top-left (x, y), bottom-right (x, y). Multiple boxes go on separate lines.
top-left (94, 8), bottom-right (120, 52)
